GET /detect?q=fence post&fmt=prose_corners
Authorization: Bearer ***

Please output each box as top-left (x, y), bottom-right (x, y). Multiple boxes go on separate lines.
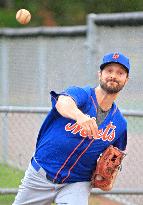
top-left (86, 13), bottom-right (99, 81)
top-left (2, 113), bottom-right (8, 163)
top-left (38, 38), bottom-right (48, 106)
top-left (1, 38), bottom-right (9, 105)
top-left (1, 39), bottom-right (9, 163)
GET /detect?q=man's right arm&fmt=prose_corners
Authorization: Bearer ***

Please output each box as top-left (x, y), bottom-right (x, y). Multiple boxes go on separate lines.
top-left (56, 95), bottom-right (98, 138)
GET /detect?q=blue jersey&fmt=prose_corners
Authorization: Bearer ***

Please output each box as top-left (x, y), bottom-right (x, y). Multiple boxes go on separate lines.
top-left (34, 86), bottom-right (127, 183)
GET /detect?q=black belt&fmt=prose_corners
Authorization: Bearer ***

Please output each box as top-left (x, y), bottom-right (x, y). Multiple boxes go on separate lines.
top-left (31, 157), bottom-right (54, 183)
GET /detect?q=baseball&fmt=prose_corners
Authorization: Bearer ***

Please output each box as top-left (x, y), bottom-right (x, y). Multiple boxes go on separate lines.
top-left (16, 9), bottom-right (31, 25)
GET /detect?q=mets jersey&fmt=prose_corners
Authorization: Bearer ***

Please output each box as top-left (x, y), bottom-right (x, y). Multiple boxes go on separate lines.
top-left (34, 86), bottom-right (127, 183)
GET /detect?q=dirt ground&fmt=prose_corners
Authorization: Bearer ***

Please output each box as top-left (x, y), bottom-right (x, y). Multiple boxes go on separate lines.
top-left (89, 194), bottom-right (124, 205)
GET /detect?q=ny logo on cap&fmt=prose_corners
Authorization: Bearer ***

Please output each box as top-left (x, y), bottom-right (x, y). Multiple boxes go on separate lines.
top-left (112, 53), bottom-right (119, 59)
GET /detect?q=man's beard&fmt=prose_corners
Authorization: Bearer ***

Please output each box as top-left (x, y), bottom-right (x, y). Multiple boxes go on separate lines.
top-left (100, 79), bottom-right (125, 94)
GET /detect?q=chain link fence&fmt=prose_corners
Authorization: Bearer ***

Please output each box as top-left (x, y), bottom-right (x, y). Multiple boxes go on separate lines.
top-left (86, 12), bottom-right (143, 111)
top-left (0, 108), bottom-right (46, 168)
top-left (0, 107), bottom-right (143, 205)
top-left (0, 26), bottom-right (87, 107)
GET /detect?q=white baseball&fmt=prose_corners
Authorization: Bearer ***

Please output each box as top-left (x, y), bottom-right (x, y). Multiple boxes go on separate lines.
top-left (16, 9), bottom-right (31, 25)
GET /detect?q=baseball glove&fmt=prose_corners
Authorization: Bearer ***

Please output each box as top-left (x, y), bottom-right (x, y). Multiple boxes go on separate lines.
top-left (91, 145), bottom-right (126, 191)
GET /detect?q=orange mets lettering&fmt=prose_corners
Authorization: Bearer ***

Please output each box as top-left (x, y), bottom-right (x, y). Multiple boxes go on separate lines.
top-left (101, 122), bottom-right (116, 141)
top-left (72, 125), bottom-right (82, 134)
top-left (107, 130), bottom-right (115, 141)
top-left (80, 129), bottom-right (87, 138)
top-left (65, 123), bottom-right (83, 134)
top-left (112, 53), bottom-right (119, 59)
top-left (65, 121), bottom-right (116, 142)
top-left (65, 123), bottom-right (77, 131)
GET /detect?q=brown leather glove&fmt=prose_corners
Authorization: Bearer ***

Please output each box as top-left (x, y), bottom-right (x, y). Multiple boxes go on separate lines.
top-left (91, 145), bottom-right (126, 191)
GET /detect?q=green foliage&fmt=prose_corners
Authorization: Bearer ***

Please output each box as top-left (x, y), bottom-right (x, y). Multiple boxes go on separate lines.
top-left (87, 0), bottom-right (143, 13)
top-left (1, 0), bottom-right (143, 27)
top-left (0, 9), bottom-right (18, 27)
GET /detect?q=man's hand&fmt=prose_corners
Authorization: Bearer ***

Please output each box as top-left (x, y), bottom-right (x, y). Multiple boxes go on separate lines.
top-left (56, 95), bottom-right (98, 139)
top-left (76, 113), bottom-right (98, 139)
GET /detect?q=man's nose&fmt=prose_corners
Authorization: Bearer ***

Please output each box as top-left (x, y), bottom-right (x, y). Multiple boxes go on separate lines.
top-left (110, 73), bottom-right (117, 79)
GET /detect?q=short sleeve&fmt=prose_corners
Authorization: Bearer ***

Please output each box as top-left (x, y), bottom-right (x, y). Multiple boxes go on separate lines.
top-left (113, 129), bottom-right (127, 151)
top-left (50, 86), bottom-right (89, 109)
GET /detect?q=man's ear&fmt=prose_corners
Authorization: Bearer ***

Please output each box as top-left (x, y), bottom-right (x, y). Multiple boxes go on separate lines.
top-left (98, 70), bottom-right (102, 79)
top-left (125, 75), bottom-right (129, 85)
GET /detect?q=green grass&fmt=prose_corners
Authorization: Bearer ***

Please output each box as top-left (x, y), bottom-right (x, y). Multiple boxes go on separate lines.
top-left (0, 164), bottom-right (56, 205)
top-left (0, 163), bottom-right (24, 188)
top-left (0, 163), bottom-right (24, 205)
top-left (0, 195), bottom-right (16, 205)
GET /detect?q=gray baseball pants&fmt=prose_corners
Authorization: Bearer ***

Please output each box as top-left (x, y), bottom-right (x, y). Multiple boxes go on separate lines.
top-left (12, 160), bottom-right (91, 205)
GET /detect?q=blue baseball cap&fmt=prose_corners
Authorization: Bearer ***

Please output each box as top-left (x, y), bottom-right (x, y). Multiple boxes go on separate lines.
top-left (100, 52), bottom-right (130, 73)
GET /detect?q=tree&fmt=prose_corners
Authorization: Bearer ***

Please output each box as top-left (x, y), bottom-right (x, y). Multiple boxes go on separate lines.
top-left (0, 0), bottom-right (14, 8)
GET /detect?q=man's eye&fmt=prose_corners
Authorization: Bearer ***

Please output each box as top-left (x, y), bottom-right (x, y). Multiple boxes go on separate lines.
top-left (108, 70), bottom-right (112, 73)
top-left (119, 72), bottom-right (123, 75)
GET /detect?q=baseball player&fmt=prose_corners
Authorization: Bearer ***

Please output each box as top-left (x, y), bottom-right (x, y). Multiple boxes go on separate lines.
top-left (13, 52), bottom-right (130, 205)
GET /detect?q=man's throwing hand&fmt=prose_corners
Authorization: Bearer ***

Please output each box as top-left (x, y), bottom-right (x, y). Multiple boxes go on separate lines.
top-left (76, 114), bottom-right (98, 139)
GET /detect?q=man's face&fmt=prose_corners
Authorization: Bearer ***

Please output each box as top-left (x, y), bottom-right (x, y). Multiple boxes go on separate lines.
top-left (99, 63), bottom-right (129, 94)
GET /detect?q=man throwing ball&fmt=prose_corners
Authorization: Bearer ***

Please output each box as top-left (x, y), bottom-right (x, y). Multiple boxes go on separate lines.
top-left (13, 52), bottom-right (130, 205)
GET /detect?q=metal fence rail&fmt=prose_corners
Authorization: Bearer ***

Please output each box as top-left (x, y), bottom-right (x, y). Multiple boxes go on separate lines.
top-left (0, 106), bottom-right (51, 113)
top-left (88, 12), bottom-right (143, 26)
top-left (1, 188), bottom-right (143, 196)
top-left (0, 26), bottom-right (86, 37)
top-left (0, 106), bottom-right (143, 116)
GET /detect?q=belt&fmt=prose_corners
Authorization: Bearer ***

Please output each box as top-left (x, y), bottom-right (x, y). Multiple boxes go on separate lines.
top-left (31, 157), bottom-right (54, 182)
